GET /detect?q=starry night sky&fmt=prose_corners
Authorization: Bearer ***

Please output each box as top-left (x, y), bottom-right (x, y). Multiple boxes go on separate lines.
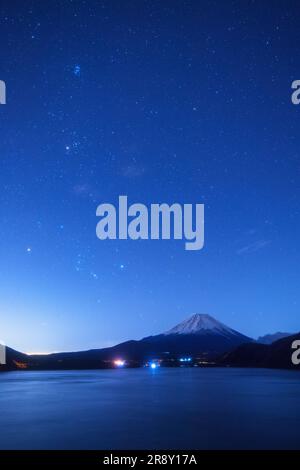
top-left (1, 0), bottom-right (300, 353)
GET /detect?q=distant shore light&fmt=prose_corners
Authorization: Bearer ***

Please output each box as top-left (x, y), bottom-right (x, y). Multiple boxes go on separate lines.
top-left (114, 359), bottom-right (125, 367)
top-left (149, 361), bottom-right (160, 369)
top-left (179, 357), bottom-right (192, 362)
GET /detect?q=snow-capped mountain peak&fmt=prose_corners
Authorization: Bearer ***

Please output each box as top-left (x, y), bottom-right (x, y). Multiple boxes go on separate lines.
top-left (164, 313), bottom-right (239, 337)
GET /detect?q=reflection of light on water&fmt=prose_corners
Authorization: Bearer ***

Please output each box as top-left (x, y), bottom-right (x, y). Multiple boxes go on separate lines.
top-left (114, 359), bottom-right (125, 367)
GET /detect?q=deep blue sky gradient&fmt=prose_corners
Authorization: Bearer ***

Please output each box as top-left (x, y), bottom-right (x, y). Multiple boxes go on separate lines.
top-left (0, 0), bottom-right (300, 352)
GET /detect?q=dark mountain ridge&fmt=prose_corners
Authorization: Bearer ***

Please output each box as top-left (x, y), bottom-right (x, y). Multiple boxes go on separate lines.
top-left (2, 315), bottom-right (299, 371)
top-left (220, 333), bottom-right (300, 370)
top-left (1, 314), bottom-right (252, 370)
top-left (257, 332), bottom-right (292, 345)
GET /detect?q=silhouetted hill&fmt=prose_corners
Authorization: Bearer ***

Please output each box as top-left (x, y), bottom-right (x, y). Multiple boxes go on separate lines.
top-left (257, 332), bottom-right (292, 344)
top-left (220, 333), bottom-right (300, 369)
top-left (0, 347), bottom-right (29, 371)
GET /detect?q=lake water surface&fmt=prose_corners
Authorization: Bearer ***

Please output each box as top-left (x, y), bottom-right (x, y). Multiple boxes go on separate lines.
top-left (0, 367), bottom-right (299, 449)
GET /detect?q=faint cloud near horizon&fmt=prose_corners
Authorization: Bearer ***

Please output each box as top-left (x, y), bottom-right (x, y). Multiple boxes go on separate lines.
top-left (237, 240), bottom-right (271, 255)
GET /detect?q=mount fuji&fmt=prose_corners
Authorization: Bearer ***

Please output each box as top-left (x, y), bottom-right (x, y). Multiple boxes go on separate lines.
top-left (164, 313), bottom-right (243, 337)
top-left (125, 313), bottom-right (253, 360)
top-left (1, 314), bottom-right (253, 370)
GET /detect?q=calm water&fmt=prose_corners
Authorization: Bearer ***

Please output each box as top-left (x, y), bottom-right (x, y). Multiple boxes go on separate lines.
top-left (0, 367), bottom-right (299, 449)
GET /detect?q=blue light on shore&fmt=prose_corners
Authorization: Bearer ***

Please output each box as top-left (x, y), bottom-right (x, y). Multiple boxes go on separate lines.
top-left (179, 357), bottom-right (192, 362)
top-left (148, 361), bottom-right (160, 369)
